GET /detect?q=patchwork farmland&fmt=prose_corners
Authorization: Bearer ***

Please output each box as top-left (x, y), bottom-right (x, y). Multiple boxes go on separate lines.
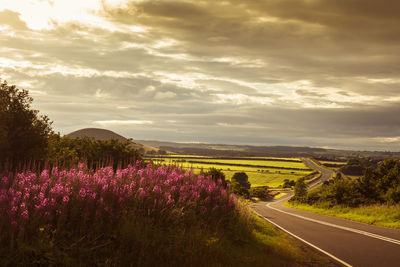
top-left (146, 155), bottom-right (314, 188)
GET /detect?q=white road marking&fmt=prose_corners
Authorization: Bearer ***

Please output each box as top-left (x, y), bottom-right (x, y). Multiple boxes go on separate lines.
top-left (252, 209), bottom-right (353, 267)
top-left (267, 203), bottom-right (400, 246)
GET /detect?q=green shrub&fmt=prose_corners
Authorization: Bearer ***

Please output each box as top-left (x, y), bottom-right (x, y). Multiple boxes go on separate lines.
top-left (292, 178), bottom-right (307, 201)
top-left (231, 172), bottom-right (251, 198)
top-left (294, 159), bottom-right (400, 207)
top-left (250, 187), bottom-right (273, 201)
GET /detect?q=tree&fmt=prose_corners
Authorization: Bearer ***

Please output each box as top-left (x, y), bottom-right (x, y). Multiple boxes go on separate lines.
top-left (0, 80), bottom-right (53, 164)
top-left (250, 187), bottom-right (272, 201)
top-left (204, 167), bottom-right (227, 187)
top-left (231, 172), bottom-right (251, 198)
top-left (283, 179), bottom-right (296, 188)
top-left (293, 178), bottom-right (307, 200)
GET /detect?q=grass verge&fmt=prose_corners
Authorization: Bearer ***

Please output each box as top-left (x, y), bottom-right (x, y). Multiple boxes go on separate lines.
top-left (226, 211), bottom-right (337, 267)
top-left (285, 202), bottom-right (400, 229)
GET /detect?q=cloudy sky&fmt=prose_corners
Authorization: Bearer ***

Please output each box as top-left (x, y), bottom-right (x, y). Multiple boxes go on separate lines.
top-left (1, 0), bottom-right (400, 151)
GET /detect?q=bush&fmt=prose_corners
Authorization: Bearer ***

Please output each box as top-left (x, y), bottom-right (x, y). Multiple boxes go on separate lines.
top-left (231, 172), bottom-right (251, 198)
top-left (283, 179), bottom-right (295, 188)
top-left (249, 187), bottom-right (272, 201)
top-left (292, 178), bottom-right (307, 201)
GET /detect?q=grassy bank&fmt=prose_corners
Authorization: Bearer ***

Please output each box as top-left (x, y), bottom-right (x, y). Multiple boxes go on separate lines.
top-left (285, 202), bottom-right (400, 229)
top-left (222, 211), bottom-right (336, 267)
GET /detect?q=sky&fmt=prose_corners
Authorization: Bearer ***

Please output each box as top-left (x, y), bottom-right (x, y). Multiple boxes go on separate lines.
top-left (1, 0), bottom-right (400, 151)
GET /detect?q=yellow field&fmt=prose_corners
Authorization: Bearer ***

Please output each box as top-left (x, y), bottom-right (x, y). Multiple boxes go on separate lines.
top-left (147, 155), bottom-right (313, 188)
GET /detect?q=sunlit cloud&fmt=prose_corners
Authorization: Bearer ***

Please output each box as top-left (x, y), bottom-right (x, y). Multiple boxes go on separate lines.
top-left (213, 93), bottom-right (274, 105)
top-left (373, 137), bottom-right (400, 143)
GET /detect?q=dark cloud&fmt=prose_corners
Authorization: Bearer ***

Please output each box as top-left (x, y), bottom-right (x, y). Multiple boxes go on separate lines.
top-left (296, 89), bottom-right (327, 97)
top-left (105, 0), bottom-right (400, 89)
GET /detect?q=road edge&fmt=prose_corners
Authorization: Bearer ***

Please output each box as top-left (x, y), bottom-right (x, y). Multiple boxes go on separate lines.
top-left (251, 209), bottom-right (352, 267)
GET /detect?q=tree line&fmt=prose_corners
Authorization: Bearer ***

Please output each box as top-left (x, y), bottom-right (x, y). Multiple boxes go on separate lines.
top-left (291, 159), bottom-right (400, 206)
top-left (0, 80), bottom-right (141, 171)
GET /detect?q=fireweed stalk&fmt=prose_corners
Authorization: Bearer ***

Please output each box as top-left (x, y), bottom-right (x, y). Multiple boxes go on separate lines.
top-left (0, 162), bottom-right (238, 237)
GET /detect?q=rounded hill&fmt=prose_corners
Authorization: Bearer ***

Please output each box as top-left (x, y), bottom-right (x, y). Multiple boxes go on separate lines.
top-left (67, 128), bottom-right (128, 142)
top-left (67, 128), bottom-right (159, 154)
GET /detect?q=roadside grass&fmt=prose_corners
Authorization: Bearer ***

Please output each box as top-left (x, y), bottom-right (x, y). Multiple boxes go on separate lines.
top-left (228, 212), bottom-right (337, 267)
top-left (285, 202), bottom-right (400, 229)
top-left (272, 192), bottom-right (288, 199)
top-left (2, 203), bottom-right (333, 266)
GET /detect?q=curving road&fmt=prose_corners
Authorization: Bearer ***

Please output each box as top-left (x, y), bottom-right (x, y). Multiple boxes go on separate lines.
top-left (251, 158), bottom-right (400, 267)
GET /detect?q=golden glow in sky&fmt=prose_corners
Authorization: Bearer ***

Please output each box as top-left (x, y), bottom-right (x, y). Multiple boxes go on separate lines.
top-left (0, 0), bottom-right (127, 29)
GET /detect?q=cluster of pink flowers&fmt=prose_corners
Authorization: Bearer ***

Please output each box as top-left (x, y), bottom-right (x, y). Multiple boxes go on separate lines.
top-left (0, 162), bottom-right (237, 233)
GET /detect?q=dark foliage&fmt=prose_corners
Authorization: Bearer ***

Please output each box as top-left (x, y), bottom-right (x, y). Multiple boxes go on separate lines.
top-left (296, 159), bottom-right (400, 206)
top-left (203, 167), bottom-right (227, 187)
top-left (283, 179), bottom-right (296, 188)
top-left (0, 80), bottom-right (53, 164)
top-left (48, 135), bottom-right (141, 170)
top-left (339, 158), bottom-right (379, 176)
top-left (231, 172), bottom-right (251, 198)
top-left (249, 187), bottom-right (273, 201)
top-left (0, 80), bottom-right (142, 172)
top-left (292, 178), bottom-right (307, 201)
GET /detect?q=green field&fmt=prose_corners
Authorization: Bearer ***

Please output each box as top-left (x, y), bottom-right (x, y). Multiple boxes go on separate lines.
top-left (319, 160), bottom-right (347, 165)
top-left (147, 155), bottom-right (313, 188)
top-left (176, 158), bottom-right (308, 169)
top-left (166, 155), bottom-right (303, 161)
top-left (286, 202), bottom-right (400, 229)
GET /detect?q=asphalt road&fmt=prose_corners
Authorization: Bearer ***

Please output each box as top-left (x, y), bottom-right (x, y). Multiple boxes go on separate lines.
top-left (251, 159), bottom-right (400, 267)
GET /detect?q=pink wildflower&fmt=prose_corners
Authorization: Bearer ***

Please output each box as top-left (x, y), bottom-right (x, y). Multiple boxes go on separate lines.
top-left (153, 185), bottom-right (162, 194)
top-left (138, 188), bottom-right (147, 198)
top-left (79, 188), bottom-right (86, 198)
top-left (63, 195), bottom-right (69, 204)
top-left (21, 210), bottom-right (29, 221)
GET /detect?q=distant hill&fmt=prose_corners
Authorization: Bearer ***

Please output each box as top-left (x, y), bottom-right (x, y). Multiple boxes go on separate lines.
top-left (67, 128), bottom-right (158, 154)
top-left (66, 130), bottom-right (400, 159)
top-left (137, 140), bottom-right (400, 159)
top-left (68, 128), bottom-right (128, 142)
